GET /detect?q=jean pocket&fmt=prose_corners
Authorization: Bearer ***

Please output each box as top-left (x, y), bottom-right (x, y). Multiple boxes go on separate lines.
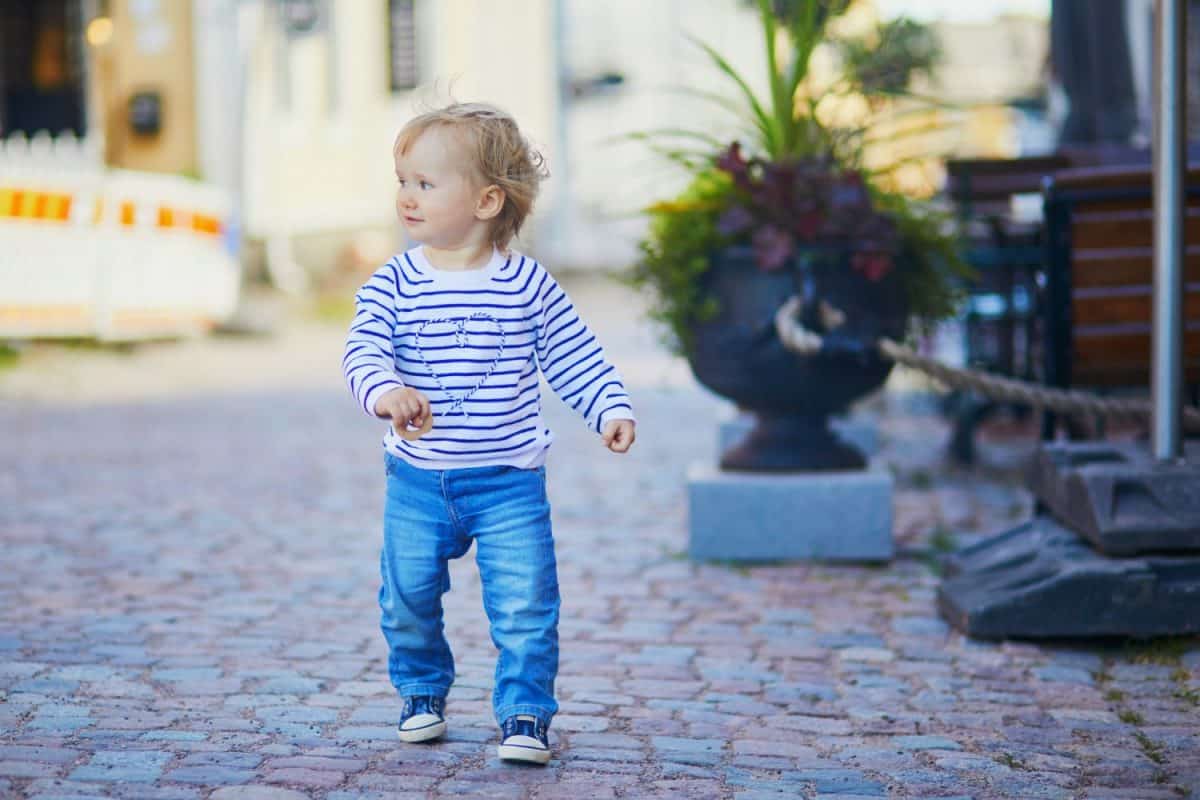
top-left (384, 452), bottom-right (405, 479)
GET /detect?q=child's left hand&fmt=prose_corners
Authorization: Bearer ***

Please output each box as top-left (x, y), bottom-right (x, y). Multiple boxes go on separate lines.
top-left (602, 420), bottom-right (636, 453)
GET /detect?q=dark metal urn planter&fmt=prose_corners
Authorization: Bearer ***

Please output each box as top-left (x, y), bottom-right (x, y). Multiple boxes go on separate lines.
top-left (687, 245), bottom-right (908, 472)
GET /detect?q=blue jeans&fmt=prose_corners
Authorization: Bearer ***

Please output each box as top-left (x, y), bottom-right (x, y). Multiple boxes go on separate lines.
top-left (379, 452), bottom-right (560, 726)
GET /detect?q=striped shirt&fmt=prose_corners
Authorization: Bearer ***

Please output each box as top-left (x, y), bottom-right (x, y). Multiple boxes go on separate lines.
top-left (343, 245), bottom-right (635, 470)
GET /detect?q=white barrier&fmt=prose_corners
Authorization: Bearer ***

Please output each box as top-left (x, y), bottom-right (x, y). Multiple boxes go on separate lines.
top-left (0, 131), bottom-right (241, 341)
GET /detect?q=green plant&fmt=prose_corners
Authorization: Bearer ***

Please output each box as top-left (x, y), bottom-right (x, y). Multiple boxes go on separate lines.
top-left (625, 0), bottom-right (969, 354)
top-left (1124, 636), bottom-right (1197, 666)
top-left (0, 343), bottom-right (19, 372)
top-left (1133, 730), bottom-right (1166, 765)
top-left (1118, 708), bottom-right (1145, 726)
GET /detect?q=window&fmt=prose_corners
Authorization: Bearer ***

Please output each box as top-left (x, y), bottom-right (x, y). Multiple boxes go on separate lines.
top-left (388, 0), bottom-right (417, 92)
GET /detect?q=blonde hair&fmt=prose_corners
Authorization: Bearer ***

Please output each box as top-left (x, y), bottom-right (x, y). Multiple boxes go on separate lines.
top-left (393, 102), bottom-right (548, 248)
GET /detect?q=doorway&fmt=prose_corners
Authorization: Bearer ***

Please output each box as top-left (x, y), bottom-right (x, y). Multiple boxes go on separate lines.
top-left (0, 0), bottom-right (87, 137)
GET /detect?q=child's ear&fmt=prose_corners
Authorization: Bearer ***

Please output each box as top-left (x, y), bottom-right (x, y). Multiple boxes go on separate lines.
top-left (476, 185), bottom-right (505, 221)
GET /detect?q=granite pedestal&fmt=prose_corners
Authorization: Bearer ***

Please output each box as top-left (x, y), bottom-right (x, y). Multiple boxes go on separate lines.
top-left (687, 464), bottom-right (894, 562)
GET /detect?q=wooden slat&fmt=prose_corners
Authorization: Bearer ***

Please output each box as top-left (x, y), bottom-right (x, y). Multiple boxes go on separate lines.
top-left (1073, 328), bottom-right (1200, 387)
top-left (1071, 247), bottom-right (1200, 288)
top-left (1052, 162), bottom-right (1200, 192)
top-left (1072, 291), bottom-right (1200, 326)
top-left (1072, 209), bottom-right (1200, 251)
top-left (945, 155), bottom-right (1069, 219)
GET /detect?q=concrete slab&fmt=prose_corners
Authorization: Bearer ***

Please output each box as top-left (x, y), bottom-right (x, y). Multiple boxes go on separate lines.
top-left (687, 463), bottom-right (894, 562)
top-left (939, 514), bottom-right (1200, 639)
top-left (1027, 441), bottom-right (1200, 556)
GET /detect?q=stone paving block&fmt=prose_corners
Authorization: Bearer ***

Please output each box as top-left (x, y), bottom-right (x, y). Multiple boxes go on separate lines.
top-left (434, 780), bottom-right (529, 798)
top-left (164, 766), bottom-right (257, 785)
top-left (0, 760), bottom-right (66, 779)
top-left (139, 731), bottom-right (207, 742)
top-left (0, 745), bottom-right (81, 763)
top-left (262, 767), bottom-right (346, 788)
top-left (210, 788), bottom-right (310, 800)
top-left (3, 350), bottom-right (1199, 798)
top-left (333, 726), bottom-right (393, 741)
top-left (1033, 665), bottom-right (1096, 684)
top-left (533, 781), bottom-right (620, 800)
top-left (688, 464), bottom-right (893, 562)
top-left (68, 750), bottom-right (172, 783)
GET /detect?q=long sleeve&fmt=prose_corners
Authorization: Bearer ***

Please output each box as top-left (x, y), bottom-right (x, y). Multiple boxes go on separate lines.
top-left (343, 265), bottom-right (405, 418)
top-left (535, 270), bottom-right (634, 433)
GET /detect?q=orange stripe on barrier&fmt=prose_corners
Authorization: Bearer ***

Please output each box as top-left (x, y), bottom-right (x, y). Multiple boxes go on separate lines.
top-left (111, 310), bottom-right (215, 331)
top-left (49, 194), bottom-right (72, 221)
top-left (192, 214), bottom-right (221, 236)
top-left (16, 191), bottom-right (37, 218)
top-left (0, 305), bottom-right (90, 323)
top-left (0, 188), bottom-right (225, 234)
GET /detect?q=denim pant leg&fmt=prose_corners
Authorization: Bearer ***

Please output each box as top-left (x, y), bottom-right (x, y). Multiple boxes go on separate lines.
top-left (452, 465), bottom-right (560, 726)
top-left (380, 454), bottom-right (471, 699)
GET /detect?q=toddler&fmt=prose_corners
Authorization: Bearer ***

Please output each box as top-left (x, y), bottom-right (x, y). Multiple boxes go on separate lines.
top-left (342, 102), bottom-right (636, 764)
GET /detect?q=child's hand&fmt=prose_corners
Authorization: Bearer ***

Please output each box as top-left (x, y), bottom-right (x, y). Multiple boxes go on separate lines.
top-left (601, 419), bottom-right (636, 453)
top-left (374, 387), bottom-right (431, 435)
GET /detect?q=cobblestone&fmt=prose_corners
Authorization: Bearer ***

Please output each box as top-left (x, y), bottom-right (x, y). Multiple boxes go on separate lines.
top-left (2, 283), bottom-right (1199, 796)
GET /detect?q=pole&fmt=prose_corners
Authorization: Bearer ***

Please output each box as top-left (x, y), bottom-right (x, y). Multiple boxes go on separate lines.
top-left (549, 0), bottom-right (570, 264)
top-left (1151, 0), bottom-right (1187, 461)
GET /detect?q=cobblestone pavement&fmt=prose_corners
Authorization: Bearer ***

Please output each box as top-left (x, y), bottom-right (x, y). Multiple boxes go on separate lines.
top-left (2, 279), bottom-right (1199, 799)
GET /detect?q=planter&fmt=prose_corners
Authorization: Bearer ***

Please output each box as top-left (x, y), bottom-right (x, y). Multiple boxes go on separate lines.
top-left (687, 245), bottom-right (908, 471)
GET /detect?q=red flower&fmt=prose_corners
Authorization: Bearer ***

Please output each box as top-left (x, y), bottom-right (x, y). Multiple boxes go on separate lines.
top-left (852, 251), bottom-right (893, 281)
top-left (752, 226), bottom-right (794, 271)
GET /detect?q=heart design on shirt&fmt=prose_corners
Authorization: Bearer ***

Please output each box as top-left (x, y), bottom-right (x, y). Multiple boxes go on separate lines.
top-left (414, 313), bottom-right (507, 416)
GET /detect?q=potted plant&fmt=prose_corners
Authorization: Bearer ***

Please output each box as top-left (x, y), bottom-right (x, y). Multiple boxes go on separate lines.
top-left (626, 0), bottom-right (969, 471)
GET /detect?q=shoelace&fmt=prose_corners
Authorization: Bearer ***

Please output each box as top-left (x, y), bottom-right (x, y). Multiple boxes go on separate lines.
top-left (403, 696), bottom-right (443, 719)
top-left (502, 715), bottom-right (547, 743)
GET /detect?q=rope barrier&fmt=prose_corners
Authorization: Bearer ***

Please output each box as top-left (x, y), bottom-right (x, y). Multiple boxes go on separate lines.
top-left (773, 295), bottom-right (1200, 431)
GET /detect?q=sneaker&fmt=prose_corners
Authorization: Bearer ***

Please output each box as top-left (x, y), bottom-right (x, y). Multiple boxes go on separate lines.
top-left (397, 695), bottom-right (446, 743)
top-left (497, 714), bottom-right (551, 764)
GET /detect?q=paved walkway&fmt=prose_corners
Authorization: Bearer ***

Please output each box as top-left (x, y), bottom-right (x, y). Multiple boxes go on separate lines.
top-left (2, 279), bottom-right (1198, 798)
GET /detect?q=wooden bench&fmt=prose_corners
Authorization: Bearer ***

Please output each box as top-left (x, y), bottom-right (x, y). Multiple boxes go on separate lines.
top-left (1040, 162), bottom-right (1200, 438)
top-left (946, 155), bottom-right (1071, 235)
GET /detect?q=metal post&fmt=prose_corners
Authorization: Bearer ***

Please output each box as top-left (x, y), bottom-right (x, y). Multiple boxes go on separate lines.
top-left (549, 0), bottom-right (570, 263)
top-left (1151, 0), bottom-right (1187, 461)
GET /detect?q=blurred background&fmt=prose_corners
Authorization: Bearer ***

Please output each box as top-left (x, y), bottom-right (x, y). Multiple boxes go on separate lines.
top-left (0, 0), bottom-right (1193, 355)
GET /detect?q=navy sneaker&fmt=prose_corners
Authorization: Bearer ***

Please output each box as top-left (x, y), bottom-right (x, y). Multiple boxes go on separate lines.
top-left (398, 695), bottom-right (446, 743)
top-left (498, 714), bottom-right (551, 764)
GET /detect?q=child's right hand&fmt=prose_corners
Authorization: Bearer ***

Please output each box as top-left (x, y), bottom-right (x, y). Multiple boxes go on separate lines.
top-left (374, 387), bottom-right (431, 435)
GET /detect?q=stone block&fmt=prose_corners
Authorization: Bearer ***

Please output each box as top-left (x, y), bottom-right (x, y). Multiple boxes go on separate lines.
top-left (938, 514), bottom-right (1200, 639)
top-left (687, 464), bottom-right (893, 562)
top-left (1027, 441), bottom-right (1200, 556)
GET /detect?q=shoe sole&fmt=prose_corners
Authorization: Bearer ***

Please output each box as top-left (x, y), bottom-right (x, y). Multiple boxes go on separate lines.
top-left (498, 743), bottom-right (551, 764)
top-left (398, 720), bottom-right (446, 743)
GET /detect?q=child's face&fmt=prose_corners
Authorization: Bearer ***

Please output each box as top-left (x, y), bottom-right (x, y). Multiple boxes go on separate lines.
top-left (394, 128), bottom-right (489, 250)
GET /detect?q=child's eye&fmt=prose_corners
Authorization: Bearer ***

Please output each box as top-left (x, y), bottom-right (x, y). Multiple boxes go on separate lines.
top-left (397, 178), bottom-right (406, 187)
top-left (420, 181), bottom-right (433, 190)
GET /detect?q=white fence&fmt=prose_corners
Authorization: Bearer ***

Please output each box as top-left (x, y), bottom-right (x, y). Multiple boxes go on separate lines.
top-left (0, 132), bottom-right (240, 341)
